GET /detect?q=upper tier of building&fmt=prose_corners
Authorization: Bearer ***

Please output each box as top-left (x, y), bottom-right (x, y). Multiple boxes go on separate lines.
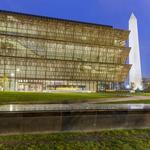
top-left (0, 10), bottom-right (129, 47)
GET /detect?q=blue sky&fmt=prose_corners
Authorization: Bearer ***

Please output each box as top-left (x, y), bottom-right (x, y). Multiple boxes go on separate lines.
top-left (0, 0), bottom-right (150, 77)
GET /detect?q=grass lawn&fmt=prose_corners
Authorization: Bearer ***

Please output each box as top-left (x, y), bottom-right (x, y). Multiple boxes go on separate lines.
top-left (131, 93), bottom-right (150, 96)
top-left (0, 91), bottom-right (149, 104)
top-left (142, 93), bottom-right (150, 96)
top-left (0, 129), bottom-right (150, 150)
top-left (0, 91), bottom-right (121, 104)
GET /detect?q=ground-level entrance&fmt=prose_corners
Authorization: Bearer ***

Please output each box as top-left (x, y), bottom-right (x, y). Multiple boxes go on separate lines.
top-left (0, 78), bottom-right (124, 92)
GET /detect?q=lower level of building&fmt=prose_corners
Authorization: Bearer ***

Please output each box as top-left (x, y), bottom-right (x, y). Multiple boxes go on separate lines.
top-left (0, 78), bottom-right (125, 92)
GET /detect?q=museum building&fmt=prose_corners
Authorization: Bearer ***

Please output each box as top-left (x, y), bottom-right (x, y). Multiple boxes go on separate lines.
top-left (0, 10), bottom-right (131, 92)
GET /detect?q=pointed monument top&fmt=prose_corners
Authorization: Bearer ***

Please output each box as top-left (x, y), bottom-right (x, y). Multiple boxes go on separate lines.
top-left (130, 13), bottom-right (137, 20)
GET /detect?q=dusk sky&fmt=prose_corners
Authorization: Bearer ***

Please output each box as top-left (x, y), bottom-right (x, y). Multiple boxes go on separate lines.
top-left (0, 0), bottom-right (149, 77)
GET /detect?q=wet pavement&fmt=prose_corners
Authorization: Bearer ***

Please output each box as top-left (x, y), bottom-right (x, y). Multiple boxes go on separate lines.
top-left (0, 103), bottom-right (150, 112)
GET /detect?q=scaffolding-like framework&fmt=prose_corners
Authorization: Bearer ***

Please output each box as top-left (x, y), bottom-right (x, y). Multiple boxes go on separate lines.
top-left (0, 10), bottom-right (131, 91)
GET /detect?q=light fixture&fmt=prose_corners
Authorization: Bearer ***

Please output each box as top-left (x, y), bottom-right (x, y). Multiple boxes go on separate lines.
top-left (10, 73), bottom-right (15, 77)
top-left (125, 85), bottom-right (130, 89)
top-left (138, 85), bottom-right (143, 91)
top-left (16, 68), bottom-right (20, 72)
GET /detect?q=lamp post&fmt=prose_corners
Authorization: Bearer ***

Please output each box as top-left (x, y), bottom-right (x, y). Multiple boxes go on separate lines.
top-left (10, 72), bottom-right (15, 91)
top-left (15, 68), bottom-right (20, 91)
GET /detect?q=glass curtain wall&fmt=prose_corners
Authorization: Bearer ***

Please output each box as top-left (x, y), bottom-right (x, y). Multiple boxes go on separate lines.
top-left (0, 10), bottom-right (131, 92)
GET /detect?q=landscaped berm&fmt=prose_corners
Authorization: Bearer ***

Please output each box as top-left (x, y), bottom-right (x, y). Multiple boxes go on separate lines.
top-left (0, 129), bottom-right (150, 150)
top-left (0, 91), bottom-right (150, 104)
top-left (0, 91), bottom-right (123, 104)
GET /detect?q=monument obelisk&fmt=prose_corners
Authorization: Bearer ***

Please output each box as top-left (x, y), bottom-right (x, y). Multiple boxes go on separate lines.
top-left (129, 13), bottom-right (143, 90)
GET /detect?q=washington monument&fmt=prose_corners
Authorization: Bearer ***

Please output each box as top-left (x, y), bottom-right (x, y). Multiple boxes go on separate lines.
top-left (129, 13), bottom-right (143, 90)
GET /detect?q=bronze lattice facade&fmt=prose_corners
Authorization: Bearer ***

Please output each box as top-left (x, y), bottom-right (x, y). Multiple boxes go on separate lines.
top-left (0, 10), bottom-right (131, 92)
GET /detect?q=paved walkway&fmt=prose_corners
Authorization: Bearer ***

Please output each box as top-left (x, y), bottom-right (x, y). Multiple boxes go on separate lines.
top-left (90, 96), bottom-right (150, 103)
